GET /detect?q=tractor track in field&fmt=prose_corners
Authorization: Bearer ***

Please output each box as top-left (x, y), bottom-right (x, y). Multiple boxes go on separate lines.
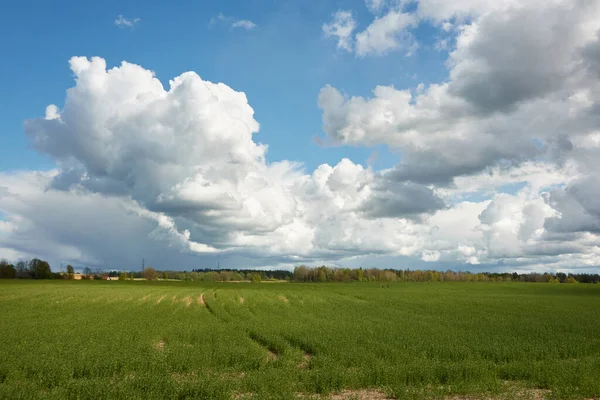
top-left (200, 294), bottom-right (232, 323)
top-left (281, 335), bottom-right (315, 369)
top-left (248, 332), bottom-right (280, 362)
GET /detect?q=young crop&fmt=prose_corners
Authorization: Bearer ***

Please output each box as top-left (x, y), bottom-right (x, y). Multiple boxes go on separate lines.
top-left (0, 281), bottom-right (599, 399)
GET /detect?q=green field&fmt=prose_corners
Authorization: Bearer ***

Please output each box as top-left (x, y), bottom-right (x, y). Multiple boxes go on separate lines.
top-left (1, 281), bottom-right (599, 399)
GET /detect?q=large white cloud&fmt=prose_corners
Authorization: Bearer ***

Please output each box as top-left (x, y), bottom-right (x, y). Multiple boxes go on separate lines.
top-left (3, 0), bottom-right (600, 273)
top-left (317, 0), bottom-right (600, 271)
top-left (320, 0), bottom-right (600, 183)
top-left (0, 57), bottom-right (450, 269)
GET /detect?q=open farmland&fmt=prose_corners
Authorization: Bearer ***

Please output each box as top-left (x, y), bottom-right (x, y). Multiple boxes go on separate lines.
top-left (1, 281), bottom-right (599, 399)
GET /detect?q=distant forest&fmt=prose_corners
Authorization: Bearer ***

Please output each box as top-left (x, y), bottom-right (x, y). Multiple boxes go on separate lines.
top-left (1, 258), bottom-right (599, 284)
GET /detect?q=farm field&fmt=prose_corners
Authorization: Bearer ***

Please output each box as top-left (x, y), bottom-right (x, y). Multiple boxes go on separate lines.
top-left (1, 281), bottom-right (600, 399)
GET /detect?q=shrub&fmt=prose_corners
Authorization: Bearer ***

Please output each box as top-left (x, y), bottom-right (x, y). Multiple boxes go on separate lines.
top-left (143, 267), bottom-right (158, 281)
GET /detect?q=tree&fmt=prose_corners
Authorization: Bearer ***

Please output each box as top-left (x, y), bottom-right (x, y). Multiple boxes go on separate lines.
top-left (162, 272), bottom-right (168, 280)
top-left (82, 267), bottom-right (92, 279)
top-left (293, 265), bottom-right (309, 282)
top-left (251, 273), bottom-right (262, 283)
top-left (317, 270), bottom-right (327, 282)
top-left (29, 259), bottom-right (53, 279)
top-left (357, 268), bottom-right (364, 282)
top-left (142, 267), bottom-right (158, 280)
top-left (0, 260), bottom-right (16, 279)
top-left (15, 260), bottom-right (28, 273)
top-left (565, 276), bottom-right (578, 284)
top-left (66, 265), bottom-right (75, 280)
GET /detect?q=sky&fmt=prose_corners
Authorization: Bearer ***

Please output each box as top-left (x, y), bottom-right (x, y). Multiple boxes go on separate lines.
top-left (1, 0), bottom-right (600, 273)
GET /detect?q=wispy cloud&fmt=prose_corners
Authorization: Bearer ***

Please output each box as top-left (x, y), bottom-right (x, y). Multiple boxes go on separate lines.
top-left (322, 10), bottom-right (356, 52)
top-left (114, 15), bottom-right (141, 29)
top-left (231, 20), bottom-right (257, 30)
top-left (210, 13), bottom-right (257, 30)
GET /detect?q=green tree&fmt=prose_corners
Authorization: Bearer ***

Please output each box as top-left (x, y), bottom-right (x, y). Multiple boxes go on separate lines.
top-left (357, 268), bottom-right (364, 282)
top-left (15, 260), bottom-right (28, 273)
top-left (162, 272), bottom-right (168, 280)
top-left (29, 259), bottom-right (53, 279)
top-left (118, 272), bottom-right (127, 281)
top-left (293, 265), bottom-right (309, 282)
top-left (251, 273), bottom-right (262, 283)
top-left (317, 270), bottom-right (327, 282)
top-left (66, 265), bottom-right (74, 280)
top-left (142, 267), bottom-right (158, 280)
top-left (0, 260), bottom-right (16, 279)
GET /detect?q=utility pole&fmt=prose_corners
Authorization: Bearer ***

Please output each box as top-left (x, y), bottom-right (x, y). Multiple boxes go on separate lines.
top-left (142, 258), bottom-right (145, 272)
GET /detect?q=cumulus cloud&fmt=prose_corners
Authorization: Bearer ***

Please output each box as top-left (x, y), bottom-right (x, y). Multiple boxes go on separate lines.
top-left (361, 178), bottom-right (446, 218)
top-left (5, 3), bottom-right (600, 275)
top-left (365, 0), bottom-right (386, 13)
top-left (316, 0), bottom-right (600, 271)
top-left (323, 0), bottom-right (420, 57)
top-left (322, 11), bottom-right (356, 52)
top-left (320, 0), bottom-right (600, 183)
top-left (3, 57), bottom-right (453, 270)
top-left (114, 15), bottom-right (140, 29)
top-left (355, 11), bottom-right (417, 56)
top-left (324, 4), bottom-right (417, 56)
top-left (544, 176), bottom-right (600, 234)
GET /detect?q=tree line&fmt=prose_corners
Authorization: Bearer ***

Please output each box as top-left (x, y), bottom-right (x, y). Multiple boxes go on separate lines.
top-left (291, 266), bottom-right (598, 283)
top-left (0, 259), bottom-right (59, 279)
top-left (1, 258), bottom-right (599, 284)
top-left (0, 260), bottom-right (288, 282)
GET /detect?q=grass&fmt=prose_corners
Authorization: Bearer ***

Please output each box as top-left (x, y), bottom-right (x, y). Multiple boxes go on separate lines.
top-left (0, 280), bottom-right (599, 399)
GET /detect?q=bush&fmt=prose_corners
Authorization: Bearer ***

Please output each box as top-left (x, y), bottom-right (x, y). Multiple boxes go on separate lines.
top-left (143, 267), bottom-right (158, 281)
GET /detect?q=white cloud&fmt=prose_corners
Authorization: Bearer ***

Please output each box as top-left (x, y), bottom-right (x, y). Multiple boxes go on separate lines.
top-left (5, 26), bottom-right (600, 272)
top-left (421, 250), bottom-right (440, 262)
top-left (365, 0), bottom-right (386, 14)
top-left (6, 57), bottom-right (448, 269)
top-left (319, 0), bottom-right (600, 183)
top-left (323, 11), bottom-right (356, 52)
top-left (355, 11), bottom-right (417, 56)
top-left (114, 15), bottom-right (140, 29)
top-left (210, 13), bottom-right (257, 30)
top-left (324, 7), bottom-right (417, 57)
top-left (316, 0), bottom-right (600, 271)
top-left (231, 20), bottom-right (257, 30)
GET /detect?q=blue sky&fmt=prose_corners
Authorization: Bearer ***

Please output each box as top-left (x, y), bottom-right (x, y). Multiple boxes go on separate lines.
top-left (1, 0), bottom-right (599, 272)
top-left (0, 0), bottom-right (448, 173)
